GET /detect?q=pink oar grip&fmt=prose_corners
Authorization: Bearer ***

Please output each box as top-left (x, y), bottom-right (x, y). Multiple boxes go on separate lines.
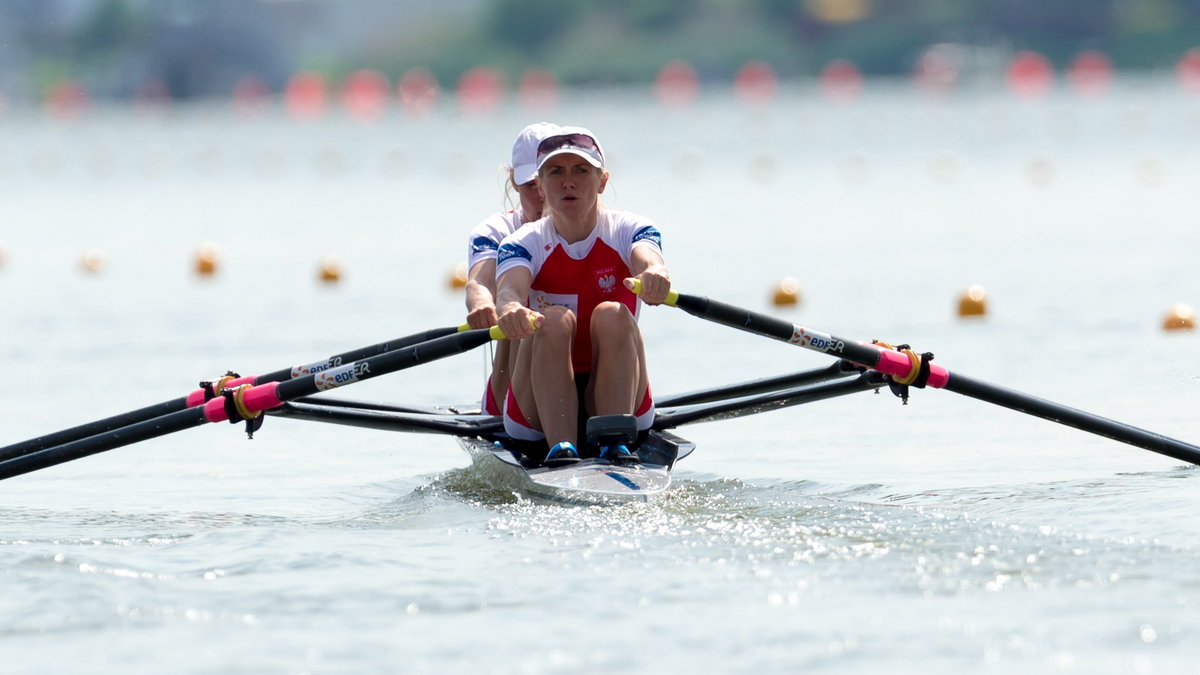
top-left (871, 346), bottom-right (950, 389)
top-left (201, 382), bottom-right (284, 423)
top-left (242, 382), bottom-right (284, 412)
top-left (185, 375), bottom-right (256, 407)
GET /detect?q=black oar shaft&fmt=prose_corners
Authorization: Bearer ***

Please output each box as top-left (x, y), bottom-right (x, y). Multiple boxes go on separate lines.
top-left (2, 397), bottom-right (189, 461)
top-left (657, 362), bottom-right (856, 407)
top-left (655, 372), bottom-right (887, 429)
top-left (662, 288), bottom-right (1200, 467)
top-left (255, 326), bottom-right (460, 382)
top-left (671, 294), bottom-right (884, 366)
top-left (0, 326), bottom-right (461, 461)
top-left (0, 408), bottom-right (208, 481)
top-left (0, 328), bottom-right (497, 481)
top-left (945, 373), bottom-right (1200, 465)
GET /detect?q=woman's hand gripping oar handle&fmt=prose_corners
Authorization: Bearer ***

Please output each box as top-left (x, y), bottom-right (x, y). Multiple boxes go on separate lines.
top-left (632, 282), bottom-right (1200, 467)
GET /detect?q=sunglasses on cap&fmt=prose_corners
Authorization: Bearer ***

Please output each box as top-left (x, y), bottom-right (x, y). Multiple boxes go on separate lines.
top-left (535, 133), bottom-right (603, 162)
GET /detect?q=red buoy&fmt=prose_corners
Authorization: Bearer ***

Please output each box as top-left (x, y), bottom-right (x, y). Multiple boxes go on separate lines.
top-left (232, 74), bottom-right (272, 115)
top-left (819, 59), bottom-right (862, 102)
top-left (284, 71), bottom-right (328, 119)
top-left (44, 80), bottom-right (88, 119)
top-left (1177, 49), bottom-right (1200, 93)
top-left (518, 68), bottom-right (558, 109)
top-left (913, 44), bottom-right (962, 96)
top-left (655, 60), bottom-right (699, 107)
top-left (398, 68), bottom-right (439, 116)
top-left (733, 61), bottom-right (778, 105)
top-left (1067, 50), bottom-right (1113, 97)
top-left (342, 69), bottom-right (389, 120)
top-left (457, 66), bottom-right (503, 114)
top-left (1006, 51), bottom-right (1054, 99)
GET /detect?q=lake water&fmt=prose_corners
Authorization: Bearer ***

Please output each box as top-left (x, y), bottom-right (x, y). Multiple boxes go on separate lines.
top-left (2, 78), bottom-right (1200, 673)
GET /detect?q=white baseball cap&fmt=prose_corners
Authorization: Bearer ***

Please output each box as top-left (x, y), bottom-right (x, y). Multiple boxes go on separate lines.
top-left (535, 126), bottom-right (605, 172)
top-left (510, 122), bottom-right (561, 185)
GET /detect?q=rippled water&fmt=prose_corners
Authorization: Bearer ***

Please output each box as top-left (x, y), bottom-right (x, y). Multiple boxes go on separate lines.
top-left (2, 79), bottom-right (1200, 673)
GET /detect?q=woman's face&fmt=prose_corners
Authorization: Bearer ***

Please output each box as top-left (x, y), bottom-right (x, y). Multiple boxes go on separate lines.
top-left (537, 154), bottom-right (607, 220)
top-left (513, 178), bottom-right (544, 220)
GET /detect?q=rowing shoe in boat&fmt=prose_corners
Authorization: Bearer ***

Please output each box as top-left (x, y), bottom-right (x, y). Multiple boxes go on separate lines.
top-left (456, 415), bottom-right (695, 506)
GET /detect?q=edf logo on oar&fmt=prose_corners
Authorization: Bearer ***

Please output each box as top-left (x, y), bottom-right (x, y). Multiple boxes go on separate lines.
top-left (292, 356), bottom-right (343, 378)
top-left (790, 326), bottom-right (844, 353)
top-left (314, 362), bottom-right (371, 391)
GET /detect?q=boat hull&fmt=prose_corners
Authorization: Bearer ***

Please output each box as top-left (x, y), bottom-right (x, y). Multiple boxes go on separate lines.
top-left (456, 430), bottom-right (693, 506)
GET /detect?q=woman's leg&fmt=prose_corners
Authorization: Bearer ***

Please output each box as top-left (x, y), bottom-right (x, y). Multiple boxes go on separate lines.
top-left (586, 301), bottom-right (649, 417)
top-left (510, 305), bottom-right (578, 450)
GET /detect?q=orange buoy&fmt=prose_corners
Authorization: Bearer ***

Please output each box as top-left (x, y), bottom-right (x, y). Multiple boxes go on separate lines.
top-left (957, 285), bottom-right (987, 317)
top-left (772, 277), bottom-right (802, 307)
top-left (448, 261), bottom-right (468, 290)
top-left (195, 243), bottom-right (218, 277)
top-left (319, 256), bottom-right (343, 283)
top-left (81, 249), bottom-right (104, 274)
top-left (1162, 304), bottom-right (1196, 331)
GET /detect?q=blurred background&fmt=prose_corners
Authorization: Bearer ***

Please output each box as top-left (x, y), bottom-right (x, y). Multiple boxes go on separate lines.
top-left (1, 0), bottom-right (1196, 352)
top-left (2, 0), bottom-right (1200, 110)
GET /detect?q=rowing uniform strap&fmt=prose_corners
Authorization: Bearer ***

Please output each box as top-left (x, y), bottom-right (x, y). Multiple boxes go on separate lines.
top-left (481, 376), bottom-right (503, 416)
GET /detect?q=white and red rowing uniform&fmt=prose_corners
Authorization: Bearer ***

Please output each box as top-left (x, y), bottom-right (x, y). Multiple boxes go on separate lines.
top-left (466, 207), bottom-right (528, 415)
top-left (466, 206), bottom-right (528, 272)
top-left (496, 209), bottom-right (664, 440)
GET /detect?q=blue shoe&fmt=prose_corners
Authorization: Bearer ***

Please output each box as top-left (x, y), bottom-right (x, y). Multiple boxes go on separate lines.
top-left (600, 444), bottom-right (638, 464)
top-left (544, 441), bottom-right (580, 466)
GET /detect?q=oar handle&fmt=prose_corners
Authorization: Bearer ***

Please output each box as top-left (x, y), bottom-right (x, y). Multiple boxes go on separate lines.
top-left (628, 279), bottom-right (679, 306)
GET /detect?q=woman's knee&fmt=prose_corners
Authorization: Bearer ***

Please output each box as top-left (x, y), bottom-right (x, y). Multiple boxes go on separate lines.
top-left (590, 302), bottom-right (636, 340)
top-left (534, 306), bottom-right (576, 347)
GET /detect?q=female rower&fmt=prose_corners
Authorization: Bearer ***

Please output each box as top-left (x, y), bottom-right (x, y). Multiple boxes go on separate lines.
top-left (464, 121), bottom-right (561, 415)
top-left (495, 126), bottom-right (671, 464)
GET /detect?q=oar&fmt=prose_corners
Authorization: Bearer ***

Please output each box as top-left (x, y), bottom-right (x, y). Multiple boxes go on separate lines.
top-left (268, 402), bottom-right (505, 436)
top-left (0, 327), bottom-right (504, 481)
top-left (0, 325), bottom-right (467, 461)
top-left (656, 361), bottom-right (860, 407)
top-left (654, 370), bottom-right (888, 429)
top-left (632, 281), bottom-right (1200, 466)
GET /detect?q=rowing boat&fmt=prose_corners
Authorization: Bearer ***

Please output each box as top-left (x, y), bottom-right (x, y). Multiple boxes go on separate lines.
top-left (456, 429), bottom-right (694, 505)
top-left (3, 289), bottom-right (1198, 492)
top-left (262, 363), bottom-right (881, 504)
